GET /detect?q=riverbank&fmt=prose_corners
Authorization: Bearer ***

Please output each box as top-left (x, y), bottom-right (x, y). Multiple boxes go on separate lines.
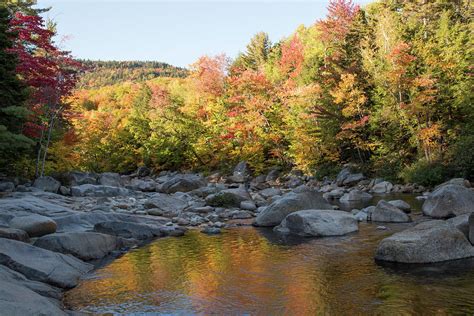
top-left (0, 163), bottom-right (473, 314)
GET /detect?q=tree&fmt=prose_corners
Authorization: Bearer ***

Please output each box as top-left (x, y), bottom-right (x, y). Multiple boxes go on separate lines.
top-left (9, 12), bottom-right (81, 177)
top-left (234, 32), bottom-right (271, 71)
top-left (0, 5), bottom-right (32, 171)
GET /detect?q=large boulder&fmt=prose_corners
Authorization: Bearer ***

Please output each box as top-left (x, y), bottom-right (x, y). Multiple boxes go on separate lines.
top-left (339, 190), bottom-right (372, 203)
top-left (34, 232), bottom-right (119, 261)
top-left (368, 200), bottom-right (411, 223)
top-left (71, 184), bottom-right (129, 197)
top-left (336, 167), bottom-right (352, 186)
top-left (388, 200), bottom-right (411, 212)
top-left (375, 220), bottom-right (474, 263)
top-left (98, 172), bottom-right (122, 187)
top-left (232, 161), bottom-right (251, 183)
top-left (94, 221), bottom-right (164, 240)
top-left (275, 210), bottom-right (358, 237)
top-left (206, 188), bottom-right (251, 207)
top-left (64, 171), bottom-right (98, 186)
top-left (159, 174), bottom-right (206, 193)
top-left (370, 181), bottom-right (394, 194)
top-left (0, 279), bottom-right (66, 316)
top-left (33, 176), bottom-right (60, 193)
top-left (447, 214), bottom-right (470, 239)
top-left (343, 173), bottom-right (365, 186)
top-left (254, 190), bottom-right (333, 227)
top-left (9, 214), bottom-right (57, 237)
top-left (0, 238), bottom-right (92, 288)
top-left (422, 184), bottom-right (474, 218)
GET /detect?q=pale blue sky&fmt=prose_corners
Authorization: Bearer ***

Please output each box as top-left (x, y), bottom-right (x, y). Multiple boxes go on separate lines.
top-left (38, 1), bottom-right (371, 68)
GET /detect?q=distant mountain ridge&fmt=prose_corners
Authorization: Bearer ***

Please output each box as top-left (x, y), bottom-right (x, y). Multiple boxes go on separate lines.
top-left (77, 60), bottom-right (188, 89)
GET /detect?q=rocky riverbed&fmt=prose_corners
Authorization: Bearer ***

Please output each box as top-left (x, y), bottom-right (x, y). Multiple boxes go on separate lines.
top-left (0, 163), bottom-right (473, 315)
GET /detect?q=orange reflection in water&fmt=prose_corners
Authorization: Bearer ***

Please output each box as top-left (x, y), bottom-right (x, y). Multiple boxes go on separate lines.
top-left (65, 225), bottom-right (474, 315)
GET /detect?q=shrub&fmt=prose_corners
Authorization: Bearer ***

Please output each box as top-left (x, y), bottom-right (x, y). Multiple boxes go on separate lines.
top-left (400, 160), bottom-right (448, 187)
top-left (448, 135), bottom-right (474, 181)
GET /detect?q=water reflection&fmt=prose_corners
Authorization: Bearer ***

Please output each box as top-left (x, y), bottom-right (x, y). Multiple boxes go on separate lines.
top-left (65, 224), bottom-right (474, 315)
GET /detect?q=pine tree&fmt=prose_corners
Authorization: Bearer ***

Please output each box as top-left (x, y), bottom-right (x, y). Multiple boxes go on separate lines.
top-left (0, 5), bottom-right (32, 168)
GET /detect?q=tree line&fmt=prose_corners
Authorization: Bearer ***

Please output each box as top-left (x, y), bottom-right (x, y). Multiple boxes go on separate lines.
top-left (1, 0), bottom-right (473, 186)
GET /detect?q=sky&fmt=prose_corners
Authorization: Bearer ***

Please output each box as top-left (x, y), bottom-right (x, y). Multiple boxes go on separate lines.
top-left (38, 0), bottom-right (372, 68)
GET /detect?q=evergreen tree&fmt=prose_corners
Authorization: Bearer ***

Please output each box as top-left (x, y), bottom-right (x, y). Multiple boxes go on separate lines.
top-left (0, 5), bottom-right (32, 169)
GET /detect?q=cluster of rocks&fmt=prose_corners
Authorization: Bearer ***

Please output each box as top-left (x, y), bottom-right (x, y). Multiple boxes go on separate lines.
top-left (1, 163), bottom-right (474, 313)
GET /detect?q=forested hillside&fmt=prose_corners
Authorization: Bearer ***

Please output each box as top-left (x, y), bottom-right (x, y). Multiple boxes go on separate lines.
top-left (1, 0), bottom-right (473, 187)
top-left (78, 60), bottom-right (188, 88)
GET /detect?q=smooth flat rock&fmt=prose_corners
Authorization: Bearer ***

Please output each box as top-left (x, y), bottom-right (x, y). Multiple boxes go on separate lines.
top-left (94, 221), bottom-right (164, 240)
top-left (0, 280), bottom-right (66, 316)
top-left (254, 190), bottom-right (333, 227)
top-left (375, 220), bottom-right (474, 263)
top-left (0, 227), bottom-right (29, 242)
top-left (0, 265), bottom-right (62, 300)
top-left (275, 209), bottom-right (358, 237)
top-left (9, 214), bottom-right (57, 237)
top-left (0, 238), bottom-right (92, 288)
top-left (34, 232), bottom-right (119, 261)
top-left (388, 200), bottom-right (411, 212)
top-left (55, 211), bottom-right (168, 233)
top-left (0, 195), bottom-right (74, 220)
top-left (369, 200), bottom-right (411, 223)
top-left (422, 184), bottom-right (474, 218)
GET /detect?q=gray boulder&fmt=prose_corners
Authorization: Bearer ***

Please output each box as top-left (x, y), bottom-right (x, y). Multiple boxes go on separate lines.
top-left (336, 167), bottom-right (352, 186)
top-left (98, 172), bottom-right (122, 187)
top-left (0, 227), bottom-right (29, 242)
top-left (275, 210), bottom-right (358, 237)
top-left (370, 181), bottom-right (394, 194)
top-left (240, 200), bottom-right (257, 211)
top-left (447, 214), bottom-right (470, 239)
top-left (323, 188), bottom-right (346, 200)
top-left (34, 232), bottom-right (119, 261)
top-left (254, 190), bottom-right (333, 227)
top-left (128, 178), bottom-right (157, 192)
top-left (340, 190), bottom-right (372, 203)
top-left (0, 238), bottom-right (92, 288)
top-left (343, 173), bottom-right (365, 186)
top-left (33, 176), bottom-right (60, 193)
top-left (375, 220), bottom-right (474, 263)
top-left (259, 187), bottom-right (281, 199)
top-left (206, 188), bottom-right (251, 207)
top-left (369, 200), bottom-right (411, 223)
top-left (65, 171), bottom-right (98, 185)
top-left (144, 192), bottom-right (189, 215)
top-left (160, 174), bottom-right (206, 193)
top-left (0, 280), bottom-right (66, 316)
top-left (422, 184), bottom-right (474, 218)
top-left (71, 184), bottom-right (129, 197)
top-left (9, 214), bottom-right (57, 237)
top-left (388, 200), bottom-right (411, 212)
top-left (94, 221), bottom-right (164, 240)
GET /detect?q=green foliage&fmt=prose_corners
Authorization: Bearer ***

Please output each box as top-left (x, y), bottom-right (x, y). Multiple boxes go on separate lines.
top-left (448, 135), bottom-right (474, 180)
top-left (400, 160), bottom-right (448, 187)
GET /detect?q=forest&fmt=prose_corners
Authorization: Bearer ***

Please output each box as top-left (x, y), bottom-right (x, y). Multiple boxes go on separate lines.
top-left (1, 0), bottom-right (473, 186)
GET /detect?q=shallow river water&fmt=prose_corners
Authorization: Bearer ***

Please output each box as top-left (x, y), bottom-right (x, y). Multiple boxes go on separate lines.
top-left (65, 196), bottom-right (474, 315)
